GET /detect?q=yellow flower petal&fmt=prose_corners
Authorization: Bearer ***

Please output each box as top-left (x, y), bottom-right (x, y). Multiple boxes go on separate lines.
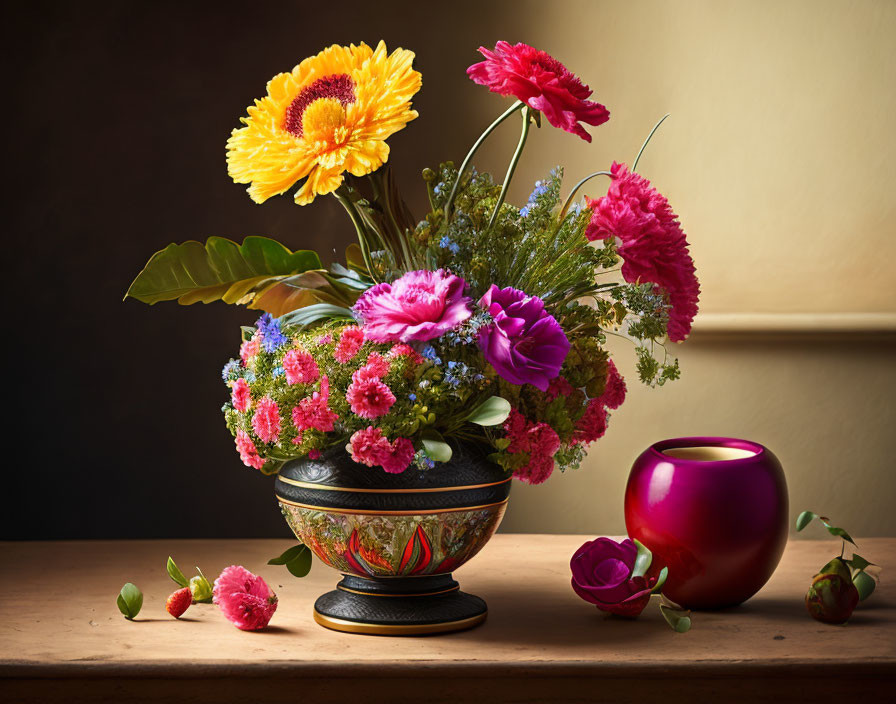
top-left (227, 41), bottom-right (421, 206)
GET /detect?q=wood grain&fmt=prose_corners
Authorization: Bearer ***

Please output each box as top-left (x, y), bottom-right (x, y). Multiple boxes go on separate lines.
top-left (1, 536), bottom-right (893, 703)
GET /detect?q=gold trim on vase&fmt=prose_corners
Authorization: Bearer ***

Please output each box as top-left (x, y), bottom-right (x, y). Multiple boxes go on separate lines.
top-left (276, 475), bottom-right (511, 494)
top-left (275, 497), bottom-right (509, 516)
top-left (313, 609), bottom-right (487, 635)
top-left (336, 584), bottom-right (460, 598)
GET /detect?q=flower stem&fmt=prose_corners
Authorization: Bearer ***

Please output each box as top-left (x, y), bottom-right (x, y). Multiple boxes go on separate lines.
top-left (487, 106), bottom-right (533, 230)
top-left (632, 113), bottom-right (670, 173)
top-left (556, 170), bottom-right (613, 223)
top-left (444, 100), bottom-right (523, 223)
top-left (334, 188), bottom-right (379, 283)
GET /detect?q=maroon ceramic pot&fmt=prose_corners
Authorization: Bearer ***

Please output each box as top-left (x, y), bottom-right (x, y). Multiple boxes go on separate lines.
top-left (624, 437), bottom-right (788, 609)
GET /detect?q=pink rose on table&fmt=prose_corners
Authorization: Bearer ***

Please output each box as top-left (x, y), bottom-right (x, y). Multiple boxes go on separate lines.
top-left (477, 285), bottom-right (569, 391)
top-left (570, 537), bottom-right (661, 617)
top-left (353, 269), bottom-right (472, 343)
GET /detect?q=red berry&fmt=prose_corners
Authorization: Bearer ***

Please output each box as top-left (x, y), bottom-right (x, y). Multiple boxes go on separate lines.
top-left (166, 587), bottom-right (192, 619)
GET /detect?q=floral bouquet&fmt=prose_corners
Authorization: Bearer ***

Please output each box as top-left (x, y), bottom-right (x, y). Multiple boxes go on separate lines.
top-left (127, 40), bottom-right (699, 483)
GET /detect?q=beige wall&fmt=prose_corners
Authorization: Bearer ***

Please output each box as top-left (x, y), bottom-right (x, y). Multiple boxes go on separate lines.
top-left (479, 0), bottom-right (896, 536)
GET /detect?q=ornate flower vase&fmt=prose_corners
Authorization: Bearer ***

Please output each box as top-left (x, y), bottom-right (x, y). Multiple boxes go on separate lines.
top-left (624, 437), bottom-right (788, 609)
top-left (275, 443), bottom-right (510, 635)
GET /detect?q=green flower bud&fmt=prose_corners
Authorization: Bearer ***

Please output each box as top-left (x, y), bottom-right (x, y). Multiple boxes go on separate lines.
top-left (190, 574), bottom-right (213, 603)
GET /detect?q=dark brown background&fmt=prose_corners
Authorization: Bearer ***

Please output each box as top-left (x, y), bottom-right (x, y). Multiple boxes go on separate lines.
top-left (6, 1), bottom-right (522, 538)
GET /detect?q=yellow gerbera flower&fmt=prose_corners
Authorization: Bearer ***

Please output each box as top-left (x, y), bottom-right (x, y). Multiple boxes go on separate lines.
top-left (227, 41), bottom-right (421, 205)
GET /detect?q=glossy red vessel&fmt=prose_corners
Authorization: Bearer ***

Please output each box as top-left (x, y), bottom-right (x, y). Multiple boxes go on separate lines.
top-left (624, 437), bottom-right (788, 609)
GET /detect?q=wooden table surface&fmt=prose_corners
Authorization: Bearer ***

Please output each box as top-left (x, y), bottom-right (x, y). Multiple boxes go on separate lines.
top-left (1, 536), bottom-right (893, 703)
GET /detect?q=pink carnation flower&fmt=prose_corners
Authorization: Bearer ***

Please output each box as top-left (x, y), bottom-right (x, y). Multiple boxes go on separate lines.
top-left (334, 326), bottom-right (365, 363)
top-left (230, 378), bottom-right (252, 412)
top-left (467, 41), bottom-right (610, 142)
top-left (573, 398), bottom-right (608, 445)
top-left (502, 409), bottom-right (561, 484)
top-left (283, 348), bottom-right (319, 385)
top-left (213, 565), bottom-right (278, 631)
top-left (353, 269), bottom-right (472, 343)
top-left (353, 352), bottom-right (391, 382)
top-left (348, 427), bottom-right (415, 474)
top-left (387, 344), bottom-right (425, 364)
top-left (600, 360), bottom-right (627, 410)
top-left (379, 437), bottom-right (416, 474)
top-left (251, 396), bottom-right (281, 444)
top-left (235, 430), bottom-right (265, 470)
top-left (349, 426), bottom-right (392, 466)
top-left (585, 162), bottom-right (700, 342)
top-left (346, 377), bottom-right (396, 419)
top-left (292, 376), bottom-right (338, 432)
top-left (240, 333), bottom-right (260, 363)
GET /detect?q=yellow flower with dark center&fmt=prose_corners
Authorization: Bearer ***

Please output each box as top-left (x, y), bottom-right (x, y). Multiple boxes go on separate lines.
top-left (227, 41), bottom-right (421, 205)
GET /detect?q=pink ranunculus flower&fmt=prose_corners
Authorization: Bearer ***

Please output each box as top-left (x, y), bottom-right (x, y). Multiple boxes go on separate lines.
top-left (585, 162), bottom-right (700, 342)
top-left (352, 269), bottom-right (472, 343)
top-left (213, 565), bottom-right (278, 631)
top-left (251, 396), bottom-right (281, 443)
top-left (230, 377), bottom-right (252, 413)
top-left (467, 41), bottom-right (610, 142)
top-left (477, 285), bottom-right (570, 391)
top-left (570, 537), bottom-right (661, 617)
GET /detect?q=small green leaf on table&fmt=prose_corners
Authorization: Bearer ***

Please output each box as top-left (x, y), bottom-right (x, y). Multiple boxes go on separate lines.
top-left (117, 583), bottom-right (143, 620)
top-left (659, 603), bottom-right (692, 633)
top-left (167, 556), bottom-right (189, 588)
top-left (269, 544), bottom-right (312, 578)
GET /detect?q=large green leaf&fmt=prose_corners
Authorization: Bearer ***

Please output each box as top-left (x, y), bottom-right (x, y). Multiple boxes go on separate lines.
top-left (125, 236), bottom-right (331, 315)
top-left (278, 304), bottom-right (355, 331)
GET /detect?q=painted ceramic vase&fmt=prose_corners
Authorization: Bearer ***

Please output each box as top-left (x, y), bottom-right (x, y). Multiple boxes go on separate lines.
top-left (275, 442), bottom-right (510, 635)
top-left (624, 437), bottom-right (788, 609)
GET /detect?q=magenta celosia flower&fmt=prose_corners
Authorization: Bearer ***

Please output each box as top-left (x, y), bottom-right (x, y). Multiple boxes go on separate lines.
top-left (251, 396), bottom-right (281, 443)
top-left (346, 377), bottom-right (396, 419)
top-left (316, 333), bottom-right (333, 346)
top-left (213, 565), bottom-right (278, 631)
top-left (601, 360), bottom-right (626, 410)
top-left (467, 41), bottom-right (610, 142)
top-left (503, 409), bottom-right (560, 484)
top-left (308, 449), bottom-right (320, 460)
top-left (585, 162), bottom-right (700, 342)
top-left (333, 326), bottom-right (365, 363)
top-left (348, 427), bottom-right (414, 474)
top-left (349, 426), bottom-right (392, 466)
top-left (387, 343), bottom-right (425, 364)
top-left (573, 398), bottom-right (608, 445)
top-left (231, 378), bottom-right (252, 413)
top-left (240, 333), bottom-right (260, 363)
top-left (282, 348), bottom-right (319, 385)
top-left (292, 376), bottom-right (338, 432)
top-left (353, 269), bottom-right (472, 343)
top-left (235, 430), bottom-right (265, 470)
top-left (477, 285), bottom-right (570, 391)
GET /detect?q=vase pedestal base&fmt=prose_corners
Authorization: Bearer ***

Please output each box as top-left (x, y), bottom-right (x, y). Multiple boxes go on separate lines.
top-left (313, 573), bottom-right (487, 636)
